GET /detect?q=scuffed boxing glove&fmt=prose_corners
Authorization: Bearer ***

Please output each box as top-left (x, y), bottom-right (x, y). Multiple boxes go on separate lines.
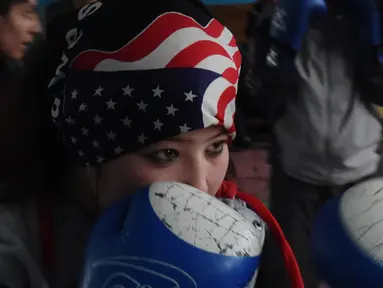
top-left (80, 182), bottom-right (264, 288)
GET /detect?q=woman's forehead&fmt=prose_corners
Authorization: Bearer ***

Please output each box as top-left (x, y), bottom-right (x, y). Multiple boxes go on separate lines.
top-left (17, 0), bottom-right (37, 9)
top-left (9, 0), bottom-right (37, 14)
top-left (28, 0), bottom-right (37, 6)
top-left (165, 126), bottom-right (226, 144)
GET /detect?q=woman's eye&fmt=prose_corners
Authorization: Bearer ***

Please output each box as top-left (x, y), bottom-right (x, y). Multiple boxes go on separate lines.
top-left (205, 140), bottom-right (226, 156)
top-left (21, 6), bottom-right (37, 20)
top-left (22, 12), bottom-right (34, 20)
top-left (147, 149), bottom-right (179, 164)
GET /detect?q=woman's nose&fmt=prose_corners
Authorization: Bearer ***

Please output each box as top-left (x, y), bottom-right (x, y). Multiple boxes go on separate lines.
top-left (30, 17), bottom-right (42, 35)
top-left (183, 160), bottom-right (209, 194)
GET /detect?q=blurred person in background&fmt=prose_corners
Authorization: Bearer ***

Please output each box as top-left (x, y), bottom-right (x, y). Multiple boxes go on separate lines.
top-left (0, 0), bottom-right (41, 197)
top-left (0, 0), bottom-right (41, 61)
top-left (245, 1), bottom-right (383, 287)
top-left (232, 61), bottom-right (254, 150)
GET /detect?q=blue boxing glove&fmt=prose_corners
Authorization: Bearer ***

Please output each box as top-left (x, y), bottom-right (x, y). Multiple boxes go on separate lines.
top-left (311, 178), bottom-right (383, 288)
top-left (80, 182), bottom-right (264, 288)
top-left (269, 0), bottom-right (311, 51)
top-left (267, 0), bottom-right (327, 70)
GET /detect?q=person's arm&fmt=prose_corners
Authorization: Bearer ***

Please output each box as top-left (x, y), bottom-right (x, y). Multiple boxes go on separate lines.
top-left (244, 1), bottom-right (298, 124)
top-left (0, 202), bottom-right (48, 288)
top-left (0, 236), bottom-right (29, 287)
top-left (356, 60), bottom-right (383, 106)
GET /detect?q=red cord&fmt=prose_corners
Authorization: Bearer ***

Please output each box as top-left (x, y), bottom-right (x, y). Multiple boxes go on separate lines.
top-left (236, 191), bottom-right (304, 288)
top-left (37, 197), bottom-right (55, 277)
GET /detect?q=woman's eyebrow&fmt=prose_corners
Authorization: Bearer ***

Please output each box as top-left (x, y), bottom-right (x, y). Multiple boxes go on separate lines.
top-left (167, 131), bottom-right (226, 143)
top-left (25, 2), bottom-right (37, 11)
top-left (206, 131), bottom-right (226, 141)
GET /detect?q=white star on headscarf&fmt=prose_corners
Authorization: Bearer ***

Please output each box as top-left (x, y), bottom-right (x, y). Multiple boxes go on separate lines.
top-left (121, 116), bottom-right (132, 127)
top-left (137, 101), bottom-right (148, 112)
top-left (179, 123), bottom-right (191, 133)
top-left (81, 127), bottom-right (89, 136)
top-left (122, 84), bottom-right (134, 96)
top-left (94, 86), bottom-right (104, 96)
top-left (153, 119), bottom-right (164, 131)
top-left (92, 140), bottom-right (100, 148)
top-left (114, 146), bottom-right (123, 155)
top-left (94, 115), bottom-right (103, 125)
top-left (184, 91), bottom-right (197, 102)
top-left (107, 130), bottom-right (116, 140)
top-left (152, 85), bottom-right (164, 98)
top-left (138, 133), bottom-right (148, 144)
top-left (71, 90), bottom-right (78, 99)
top-left (79, 103), bottom-right (87, 112)
top-left (166, 104), bottom-right (178, 116)
top-left (106, 98), bottom-right (117, 110)
top-left (66, 117), bottom-right (75, 124)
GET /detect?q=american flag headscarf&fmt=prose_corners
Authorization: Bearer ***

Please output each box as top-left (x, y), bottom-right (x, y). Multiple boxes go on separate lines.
top-left (48, 0), bottom-right (241, 167)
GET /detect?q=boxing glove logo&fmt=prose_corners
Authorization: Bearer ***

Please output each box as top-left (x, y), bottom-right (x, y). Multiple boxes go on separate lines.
top-left (271, 7), bottom-right (287, 32)
top-left (266, 48), bottom-right (278, 68)
top-left (89, 256), bottom-right (197, 288)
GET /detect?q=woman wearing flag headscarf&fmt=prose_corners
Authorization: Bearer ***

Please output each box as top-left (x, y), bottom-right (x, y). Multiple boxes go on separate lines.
top-left (0, 0), bottom-right (304, 287)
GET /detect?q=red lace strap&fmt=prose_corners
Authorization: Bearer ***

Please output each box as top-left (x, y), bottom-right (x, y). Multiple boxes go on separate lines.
top-left (236, 191), bottom-right (304, 288)
top-left (217, 181), bottom-right (303, 287)
top-left (37, 197), bottom-right (55, 278)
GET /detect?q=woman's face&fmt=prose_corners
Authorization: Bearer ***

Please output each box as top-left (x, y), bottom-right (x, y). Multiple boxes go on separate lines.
top-left (0, 0), bottom-right (41, 60)
top-left (96, 126), bottom-right (230, 208)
